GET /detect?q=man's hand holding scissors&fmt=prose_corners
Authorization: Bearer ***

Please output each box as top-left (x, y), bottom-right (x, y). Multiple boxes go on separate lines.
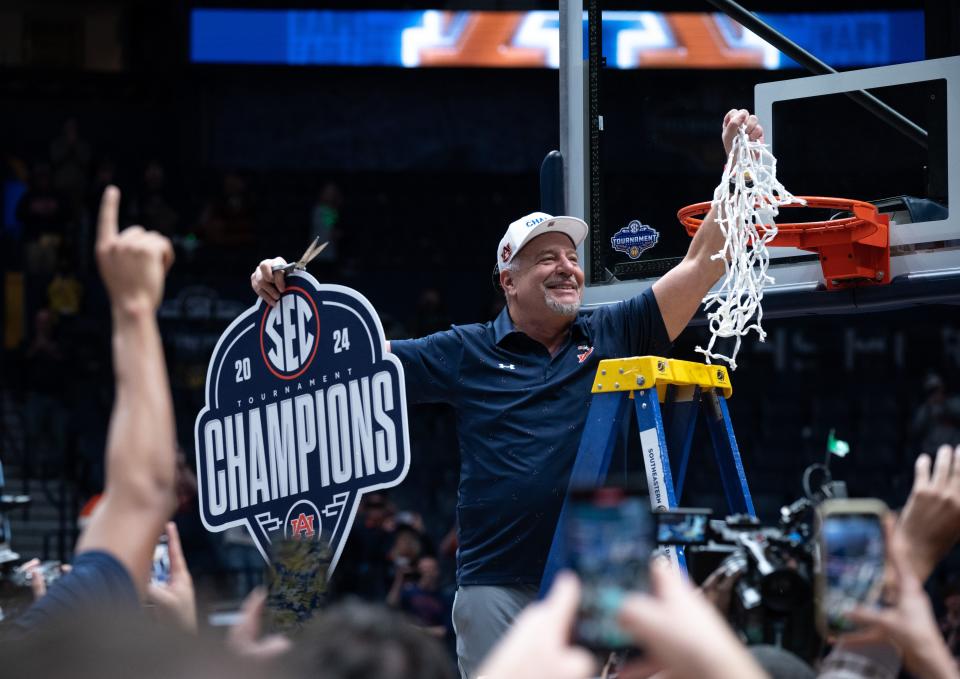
top-left (251, 237), bottom-right (327, 308)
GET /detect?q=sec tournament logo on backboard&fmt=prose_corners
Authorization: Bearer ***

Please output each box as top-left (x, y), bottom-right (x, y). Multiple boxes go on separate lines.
top-left (195, 273), bottom-right (410, 573)
top-left (611, 220), bottom-right (659, 260)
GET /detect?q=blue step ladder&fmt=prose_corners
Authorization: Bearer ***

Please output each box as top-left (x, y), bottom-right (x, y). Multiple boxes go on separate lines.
top-left (540, 356), bottom-right (756, 594)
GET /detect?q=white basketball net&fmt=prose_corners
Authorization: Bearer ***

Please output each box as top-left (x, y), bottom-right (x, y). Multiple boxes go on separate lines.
top-left (695, 126), bottom-right (803, 370)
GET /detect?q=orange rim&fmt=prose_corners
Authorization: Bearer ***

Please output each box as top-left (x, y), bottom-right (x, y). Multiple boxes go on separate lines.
top-left (677, 196), bottom-right (883, 249)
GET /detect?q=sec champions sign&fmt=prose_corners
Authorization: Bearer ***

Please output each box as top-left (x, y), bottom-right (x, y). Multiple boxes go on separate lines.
top-left (194, 272), bottom-right (410, 572)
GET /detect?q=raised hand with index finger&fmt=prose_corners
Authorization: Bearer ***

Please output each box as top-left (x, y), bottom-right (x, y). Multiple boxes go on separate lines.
top-left (95, 185), bottom-right (175, 316)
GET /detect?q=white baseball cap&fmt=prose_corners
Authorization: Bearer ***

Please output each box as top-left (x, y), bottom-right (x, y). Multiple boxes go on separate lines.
top-left (496, 212), bottom-right (589, 271)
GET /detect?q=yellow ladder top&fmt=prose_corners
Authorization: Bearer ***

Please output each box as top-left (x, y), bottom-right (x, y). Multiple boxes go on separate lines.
top-left (591, 356), bottom-right (732, 400)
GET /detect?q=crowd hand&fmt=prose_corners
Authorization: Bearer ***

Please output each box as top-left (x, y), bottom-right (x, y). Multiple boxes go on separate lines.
top-left (251, 257), bottom-right (288, 308)
top-left (700, 560), bottom-right (743, 616)
top-left (227, 587), bottom-right (293, 662)
top-left (96, 186), bottom-right (174, 317)
top-left (146, 522), bottom-right (197, 634)
top-left (476, 572), bottom-right (596, 679)
top-left (846, 516), bottom-right (960, 679)
top-left (897, 444), bottom-right (960, 582)
top-left (17, 559), bottom-right (47, 600)
top-left (16, 559), bottom-right (71, 600)
top-left (618, 560), bottom-right (768, 679)
top-left (386, 561), bottom-right (416, 608)
top-left (721, 108), bottom-right (764, 158)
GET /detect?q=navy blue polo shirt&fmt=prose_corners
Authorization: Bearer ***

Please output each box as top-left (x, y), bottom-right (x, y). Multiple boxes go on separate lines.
top-left (390, 288), bottom-right (670, 586)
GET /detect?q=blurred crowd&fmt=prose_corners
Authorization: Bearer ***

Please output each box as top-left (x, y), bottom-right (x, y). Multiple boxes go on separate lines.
top-left (2, 116), bottom-right (469, 656)
top-left (3, 118), bottom-right (960, 679)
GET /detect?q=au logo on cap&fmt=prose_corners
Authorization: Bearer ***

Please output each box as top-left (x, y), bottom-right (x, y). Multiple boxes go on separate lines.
top-left (195, 273), bottom-right (410, 572)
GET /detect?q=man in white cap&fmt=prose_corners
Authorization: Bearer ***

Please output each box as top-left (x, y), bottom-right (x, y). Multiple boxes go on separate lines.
top-left (251, 109), bottom-right (764, 677)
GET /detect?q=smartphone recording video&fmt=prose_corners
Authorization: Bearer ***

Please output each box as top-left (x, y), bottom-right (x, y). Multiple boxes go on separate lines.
top-left (818, 499), bottom-right (888, 634)
top-left (566, 486), bottom-right (654, 652)
top-left (151, 536), bottom-right (170, 586)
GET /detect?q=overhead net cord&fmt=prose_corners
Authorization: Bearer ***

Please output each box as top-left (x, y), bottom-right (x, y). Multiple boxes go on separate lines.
top-left (695, 126), bottom-right (804, 370)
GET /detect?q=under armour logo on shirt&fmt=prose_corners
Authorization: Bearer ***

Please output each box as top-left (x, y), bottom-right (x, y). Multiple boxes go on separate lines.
top-left (498, 363), bottom-right (516, 370)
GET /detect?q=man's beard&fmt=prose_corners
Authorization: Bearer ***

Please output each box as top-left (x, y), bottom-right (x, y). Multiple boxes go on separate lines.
top-left (544, 290), bottom-right (582, 317)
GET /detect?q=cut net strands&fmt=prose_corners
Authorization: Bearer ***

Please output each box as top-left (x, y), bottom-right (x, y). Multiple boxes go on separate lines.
top-left (696, 126), bottom-right (804, 370)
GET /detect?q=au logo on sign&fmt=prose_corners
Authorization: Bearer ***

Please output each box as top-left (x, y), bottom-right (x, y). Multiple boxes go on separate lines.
top-left (611, 220), bottom-right (659, 260)
top-left (194, 273), bottom-right (410, 572)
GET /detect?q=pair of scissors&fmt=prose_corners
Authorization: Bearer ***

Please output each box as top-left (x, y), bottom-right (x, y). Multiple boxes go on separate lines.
top-left (271, 237), bottom-right (328, 275)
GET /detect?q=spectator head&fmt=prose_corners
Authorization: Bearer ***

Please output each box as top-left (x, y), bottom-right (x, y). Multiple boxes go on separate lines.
top-left (394, 510), bottom-right (424, 533)
top-left (318, 181), bottom-right (343, 208)
top-left (944, 575), bottom-right (960, 615)
top-left (391, 526), bottom-right (422, 565)
top-left (6, 610), bottom-right (267, 679)
top-left (361, 493), bottom-right (390, 529)
top-left (416, 556), bottom-right (440, 590)
top-left (286, 600), bottom-right (453, 679)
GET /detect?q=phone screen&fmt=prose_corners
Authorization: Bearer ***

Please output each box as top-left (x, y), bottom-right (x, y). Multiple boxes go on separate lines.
top-left (151, 539), bottom-right (170, 586)
top-left (655, 509), bottom-right (711, 545)
top-left (566, 487), bottom-right (653, 651)
top-left (264, 538), bottom-right (332, 635)
top-left (822, 513), bottom-right (885, 632)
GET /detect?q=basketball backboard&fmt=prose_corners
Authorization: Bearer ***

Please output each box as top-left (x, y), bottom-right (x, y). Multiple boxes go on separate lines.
top-left (560, 4), bottom-right (960, 317)
top-left (751, 56), bottom-right (958, 314)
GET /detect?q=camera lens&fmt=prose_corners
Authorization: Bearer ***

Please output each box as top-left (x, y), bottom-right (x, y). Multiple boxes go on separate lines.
top-left (760, 570), bottom-right (810, 613)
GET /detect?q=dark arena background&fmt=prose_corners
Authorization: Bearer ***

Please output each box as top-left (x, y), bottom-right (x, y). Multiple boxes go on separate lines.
top-left (1, 0), bottom-right (960, 675)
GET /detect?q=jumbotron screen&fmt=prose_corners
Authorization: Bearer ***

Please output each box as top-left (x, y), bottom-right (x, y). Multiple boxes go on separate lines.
top-left (191, 9), bottom-right (923, 70)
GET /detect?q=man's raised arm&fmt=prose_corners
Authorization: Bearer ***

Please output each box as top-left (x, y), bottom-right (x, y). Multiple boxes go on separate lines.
top-left (74, 186), bottom-right (177, 595)
top-left (652, 109), bottom-right (764, 342)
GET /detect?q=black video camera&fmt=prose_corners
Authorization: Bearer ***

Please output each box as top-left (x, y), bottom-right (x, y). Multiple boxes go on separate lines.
top-left (668, 476), bottom-right (848, 662)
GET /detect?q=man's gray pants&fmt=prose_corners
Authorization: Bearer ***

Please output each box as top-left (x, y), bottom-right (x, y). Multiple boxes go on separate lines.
top-left (452, 584), bottom-right (539, 679)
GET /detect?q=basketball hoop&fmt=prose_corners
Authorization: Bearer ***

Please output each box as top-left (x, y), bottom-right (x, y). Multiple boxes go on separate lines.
top-left (678, 197), bottom-right (890, 290)
top-left (676, 126), bottom-right (890, 369)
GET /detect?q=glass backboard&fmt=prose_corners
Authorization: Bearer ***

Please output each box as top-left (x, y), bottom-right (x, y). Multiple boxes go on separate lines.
top-left (560, 5), bottom-right (960, 317)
